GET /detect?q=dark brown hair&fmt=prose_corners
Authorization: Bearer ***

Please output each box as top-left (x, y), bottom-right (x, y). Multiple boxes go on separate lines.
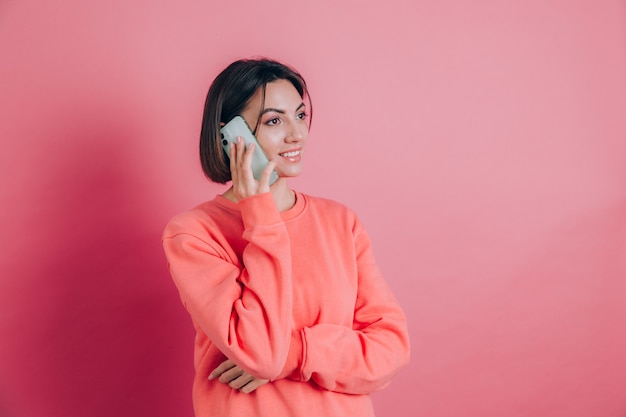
top-left (199, 58), bottom-right (312, 183)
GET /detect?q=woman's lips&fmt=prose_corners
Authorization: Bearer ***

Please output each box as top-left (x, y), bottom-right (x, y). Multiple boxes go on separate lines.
top-left (279, 150), bottom-right (301, 161)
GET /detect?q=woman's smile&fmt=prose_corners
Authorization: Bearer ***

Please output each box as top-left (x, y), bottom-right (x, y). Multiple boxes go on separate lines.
top-left (279, 148), bottom-right (302, 161)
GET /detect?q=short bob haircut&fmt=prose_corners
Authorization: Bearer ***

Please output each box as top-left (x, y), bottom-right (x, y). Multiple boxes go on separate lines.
top-left (199, 58), bottom-right (312, 184)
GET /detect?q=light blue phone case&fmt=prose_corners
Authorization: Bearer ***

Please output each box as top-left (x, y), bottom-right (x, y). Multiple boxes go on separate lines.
top-left (220, 116), bottom-right (279, 185)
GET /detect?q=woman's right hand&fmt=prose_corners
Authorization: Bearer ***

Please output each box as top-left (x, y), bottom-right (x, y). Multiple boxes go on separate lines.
top-left (209, 359), bottom-right (270, 394)
top-left (229, 136), bottom-right (277, 202)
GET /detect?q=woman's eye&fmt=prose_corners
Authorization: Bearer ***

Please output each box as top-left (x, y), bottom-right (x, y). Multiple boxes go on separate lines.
top-left (297, 112), bottom-right (308, 120)
top-left (266, 118), bottom-right (280, 125)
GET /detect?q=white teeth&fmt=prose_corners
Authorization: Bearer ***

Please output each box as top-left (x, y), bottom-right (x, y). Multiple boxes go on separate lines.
top-left (281, 151), bottom-right (300, 157)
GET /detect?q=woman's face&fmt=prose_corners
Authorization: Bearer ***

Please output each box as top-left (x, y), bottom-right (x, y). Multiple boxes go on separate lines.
top-left (240, 79), bottom-right (309, 179)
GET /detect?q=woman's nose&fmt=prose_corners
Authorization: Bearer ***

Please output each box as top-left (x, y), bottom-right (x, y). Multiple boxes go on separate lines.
top-left (286, 120), bottom-right (307, 142)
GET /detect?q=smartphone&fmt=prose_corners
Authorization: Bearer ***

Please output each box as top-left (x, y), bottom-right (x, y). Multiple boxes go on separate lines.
top-left (220, 116), bottom-right (278, 185)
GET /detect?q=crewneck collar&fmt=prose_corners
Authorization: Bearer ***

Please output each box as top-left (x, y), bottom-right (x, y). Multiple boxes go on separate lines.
top-left (214, 190), bottom-right (306, 222)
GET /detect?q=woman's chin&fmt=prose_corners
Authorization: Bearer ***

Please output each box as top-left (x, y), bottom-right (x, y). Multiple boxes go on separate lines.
top-left (276, 167), bottom-right (303, 179)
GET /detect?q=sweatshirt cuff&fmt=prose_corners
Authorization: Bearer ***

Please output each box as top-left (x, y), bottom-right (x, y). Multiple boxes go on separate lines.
top-left (238, 193), bottom-right (282, 231)
top-left (273, 329), bottom-right (305, 381)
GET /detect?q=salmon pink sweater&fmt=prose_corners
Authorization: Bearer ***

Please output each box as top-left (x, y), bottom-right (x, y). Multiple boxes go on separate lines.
top-left (162, 191), bottom-right (410, 417)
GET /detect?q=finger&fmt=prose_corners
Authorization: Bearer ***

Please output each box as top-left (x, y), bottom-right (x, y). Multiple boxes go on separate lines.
top-left (228, 373), bottom-right (255, 390)
top-left (240, 378), bottom-right (269, 394)
top-left (208, 359), bottom-right (236, 380)
top-left (218, 365), bottom-right (244, 384)
top-left (259, 159), bottom-right (278, 191)
top-left (235, 136), bottom-right (247, 169)
top-left (228, 142), bottom-right (238, 183)
top-left (232, 137), bottom-right (255, 187)
top-left (240, 141), bottom-right (255, 180)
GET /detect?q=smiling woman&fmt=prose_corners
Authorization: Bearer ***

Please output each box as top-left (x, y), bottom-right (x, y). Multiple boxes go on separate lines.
top-left (198, 59), bottom-right (312, 187)
top-left (161, 58), bottom-right (410, 417)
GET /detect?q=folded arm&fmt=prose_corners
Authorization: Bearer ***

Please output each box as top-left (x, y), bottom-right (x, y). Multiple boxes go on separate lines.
top-left (277, 226), bottom-right (411, 394)
top-left (162, 194), bottom-right (293, 380)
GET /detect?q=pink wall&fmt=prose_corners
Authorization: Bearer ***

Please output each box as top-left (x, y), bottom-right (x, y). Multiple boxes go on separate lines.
top-left (1, 1), bottom-right (625, 416)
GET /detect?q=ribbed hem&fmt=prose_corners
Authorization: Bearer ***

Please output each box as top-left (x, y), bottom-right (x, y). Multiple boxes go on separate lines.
top-left (273, 329), bottom-right (305, 381)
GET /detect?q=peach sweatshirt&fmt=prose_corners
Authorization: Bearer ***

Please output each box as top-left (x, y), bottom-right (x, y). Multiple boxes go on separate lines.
top-left (162, 191), bottom-right (410, 417)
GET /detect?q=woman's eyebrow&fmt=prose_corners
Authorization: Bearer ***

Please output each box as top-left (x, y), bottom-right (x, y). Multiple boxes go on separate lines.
top-left (261, 102), bottom-right (305, 115)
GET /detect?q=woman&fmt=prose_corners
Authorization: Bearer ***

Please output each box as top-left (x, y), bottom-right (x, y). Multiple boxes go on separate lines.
top-left (162, 58), bottom-right (410, 417)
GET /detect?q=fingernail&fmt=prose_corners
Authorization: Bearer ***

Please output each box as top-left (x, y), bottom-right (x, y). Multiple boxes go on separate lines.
top-left (208, 374), bottom-right (214, 380)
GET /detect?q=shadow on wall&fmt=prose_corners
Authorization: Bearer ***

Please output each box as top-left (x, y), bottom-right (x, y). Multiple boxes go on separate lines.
top-left (1, 111), bottom-right (193, 417)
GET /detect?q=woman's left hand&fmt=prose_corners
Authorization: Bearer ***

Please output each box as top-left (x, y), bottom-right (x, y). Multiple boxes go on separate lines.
top-left (209, 359), bottom-right (270, 394)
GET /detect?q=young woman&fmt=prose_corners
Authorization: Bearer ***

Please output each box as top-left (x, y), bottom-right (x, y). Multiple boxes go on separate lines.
top-left (162, 58), bottom-right (410, 417)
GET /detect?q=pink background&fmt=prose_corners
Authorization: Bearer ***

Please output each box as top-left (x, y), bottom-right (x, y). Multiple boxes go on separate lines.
top-left (1, 1), bottom-right (625, 416)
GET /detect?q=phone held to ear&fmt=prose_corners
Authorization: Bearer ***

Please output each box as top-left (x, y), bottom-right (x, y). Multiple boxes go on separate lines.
top-left (220, 116), bottom-right (279, 185)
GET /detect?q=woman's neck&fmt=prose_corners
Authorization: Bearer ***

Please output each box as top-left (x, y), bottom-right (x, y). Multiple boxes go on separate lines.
top-left (268, 179), bottom-right (296, 212)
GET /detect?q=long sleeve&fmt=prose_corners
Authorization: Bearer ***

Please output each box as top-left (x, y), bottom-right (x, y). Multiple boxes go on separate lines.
top-left (278, 222), bottom-right (411, 394)
top-left (162, 193), bottom-right (293, 380)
